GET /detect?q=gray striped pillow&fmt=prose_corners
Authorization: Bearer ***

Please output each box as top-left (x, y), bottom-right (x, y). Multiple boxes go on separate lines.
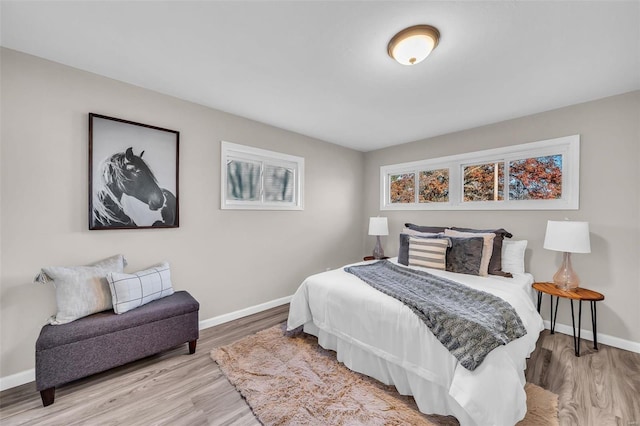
top-left (408, 237), bottom-right (449, 270)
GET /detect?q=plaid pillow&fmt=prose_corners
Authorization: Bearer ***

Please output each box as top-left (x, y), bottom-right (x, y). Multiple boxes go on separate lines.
top-left (107, 262), bottom-right (174, 314)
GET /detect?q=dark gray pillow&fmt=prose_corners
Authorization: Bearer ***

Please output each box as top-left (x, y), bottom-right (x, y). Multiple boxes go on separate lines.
top-left (404, 223), bottom-right (448, 233)
top-left (446, 236), bottom-right (485, 276)
top-left (398, 233), bottom-right (446, 265)
top-left (450, 227), bottom-right (513, 277)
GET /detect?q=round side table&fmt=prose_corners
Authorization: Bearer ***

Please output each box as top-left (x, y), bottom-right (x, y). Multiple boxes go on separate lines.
top-left (532, 282), bottom-right (604, 357)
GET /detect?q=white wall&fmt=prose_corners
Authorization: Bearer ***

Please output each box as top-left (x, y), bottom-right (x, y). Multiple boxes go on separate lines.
top-left (0, 48), bottom-right (365, 378)
top-left (363, 91), bottom-right (640, 346)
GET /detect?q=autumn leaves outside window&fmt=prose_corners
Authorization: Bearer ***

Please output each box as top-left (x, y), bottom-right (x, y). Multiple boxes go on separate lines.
top-left (382, 135), bottom-right (578, 211)
top-left (462, 155), bottom-right (562, 202)
top-left (390, 169), bottom-right (449, 204)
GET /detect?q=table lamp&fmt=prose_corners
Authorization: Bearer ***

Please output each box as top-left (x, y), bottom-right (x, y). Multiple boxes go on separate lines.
top-left (368, 217), bottom-right (389, 259)
top-left (543, 220), bottom-right (591, 290)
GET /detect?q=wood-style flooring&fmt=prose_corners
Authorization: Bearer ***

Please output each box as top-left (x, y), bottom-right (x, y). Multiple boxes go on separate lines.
top-left (526, 329), bottom-right (640, 425)
top-left (1, 304), bottom-right (639, 425)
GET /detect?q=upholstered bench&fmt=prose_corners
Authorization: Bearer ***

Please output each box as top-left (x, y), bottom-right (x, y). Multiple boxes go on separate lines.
top-left (35, 290), bottom-right (199, 406)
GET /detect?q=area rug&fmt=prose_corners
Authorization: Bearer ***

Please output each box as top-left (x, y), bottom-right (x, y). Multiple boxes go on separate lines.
top-left (211, 324), bottom-right (558, 425)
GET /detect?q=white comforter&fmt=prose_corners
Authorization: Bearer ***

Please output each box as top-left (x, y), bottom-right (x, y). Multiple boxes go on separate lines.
top-left (287, 258), bottom-right (544, 426)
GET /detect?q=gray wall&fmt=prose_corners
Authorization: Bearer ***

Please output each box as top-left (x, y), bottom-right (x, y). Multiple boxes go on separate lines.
top-left (2, 46), bottom-right (638, 382)
top-left (0, 48), bottom-right (365, 377)
top-left (363, 91), bottom-right (640, 344)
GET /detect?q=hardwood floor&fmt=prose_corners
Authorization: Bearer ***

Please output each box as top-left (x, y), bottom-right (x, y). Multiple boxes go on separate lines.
top-left (1, 305), bottom-right (638, 425)
top-left (526, 329), bottom-right (640, 425)
top-left (0, 305), bottom-right (288, 426)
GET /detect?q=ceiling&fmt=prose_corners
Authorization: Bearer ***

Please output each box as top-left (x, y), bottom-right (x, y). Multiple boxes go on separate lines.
top-left (1, 1), bottom-right (638, 152)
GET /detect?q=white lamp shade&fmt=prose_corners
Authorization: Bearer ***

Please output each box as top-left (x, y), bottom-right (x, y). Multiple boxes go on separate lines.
top-left (543, 220), bottom-right (591, 253)
top-left (368, 217), bottom-right (389, 236)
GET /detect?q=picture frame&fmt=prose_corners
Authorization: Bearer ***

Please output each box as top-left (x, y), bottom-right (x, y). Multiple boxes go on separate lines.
top-left (89, 113), bottom-right (179, 230)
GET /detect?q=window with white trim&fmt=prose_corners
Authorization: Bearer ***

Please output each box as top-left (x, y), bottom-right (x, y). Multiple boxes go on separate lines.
top-left (380, 135), bottom-right (579, 210)
top-left (221, 141), bottom-right (304, 210)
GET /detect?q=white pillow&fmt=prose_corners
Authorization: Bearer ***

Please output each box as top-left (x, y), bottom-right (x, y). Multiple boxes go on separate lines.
top-left (402, 228), bottom-right (441, 237)
top-left (107, 262), bottom-right (175, 314)
top-left (501, 240), bottom-right (528, 274)
top-left (37, 254), bottom-right (127, 325)
top-left (444, 229), bottom-right (495, 277)
top-left (408, 237), bottom-right (449, 270)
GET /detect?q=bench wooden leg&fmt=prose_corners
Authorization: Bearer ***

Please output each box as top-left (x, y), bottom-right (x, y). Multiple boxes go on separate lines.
top-left (188, 340), bottom-right (197, 354)
top-left (40, 387), bottom-right (55, 407)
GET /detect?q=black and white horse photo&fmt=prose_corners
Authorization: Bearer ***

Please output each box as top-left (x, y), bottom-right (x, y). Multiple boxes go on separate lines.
top-left (91, 147), bottom-right (176, 228)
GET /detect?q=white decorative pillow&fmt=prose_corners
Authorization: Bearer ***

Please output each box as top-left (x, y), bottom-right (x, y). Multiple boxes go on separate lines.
top-left (37, 254), bottom-right (127, 325)
top-left (402, 228), bottom-right (441, 237)
top-left (107, 262), bottom-right (174, 314)
top-left (501, 240), bottom-right (528, 274)
top-left (444, 229), bottom-right (495, 276)
top-left (408, 237), bottom-right (449, 270)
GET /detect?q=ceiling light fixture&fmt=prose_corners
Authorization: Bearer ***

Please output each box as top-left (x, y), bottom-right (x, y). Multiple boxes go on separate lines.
top-left (387, 25), bottom-right (440, 66)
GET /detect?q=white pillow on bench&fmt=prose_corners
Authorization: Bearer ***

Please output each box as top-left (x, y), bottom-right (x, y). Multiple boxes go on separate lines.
top-left (107, 262), bottom-right (175, 314)
top-left (36, 254), bottom-right (127, 325)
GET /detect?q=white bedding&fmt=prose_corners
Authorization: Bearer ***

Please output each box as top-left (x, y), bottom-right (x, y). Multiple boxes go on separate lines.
top-left (287, 258), bottom-right (544, 426)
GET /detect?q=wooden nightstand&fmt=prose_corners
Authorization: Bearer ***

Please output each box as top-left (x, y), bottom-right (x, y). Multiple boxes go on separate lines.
top-left (363, 256), bottom-right (389, 261)
top-left (532, 282), bottom-right (605, 357)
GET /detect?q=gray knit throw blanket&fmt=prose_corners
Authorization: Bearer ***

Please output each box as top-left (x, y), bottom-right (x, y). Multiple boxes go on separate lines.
top-left (344, 260), bottom-right (526, 371)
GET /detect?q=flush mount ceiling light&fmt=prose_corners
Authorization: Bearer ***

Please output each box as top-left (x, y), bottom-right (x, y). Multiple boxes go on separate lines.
top-left (387, 25), bottom-right (440, 66)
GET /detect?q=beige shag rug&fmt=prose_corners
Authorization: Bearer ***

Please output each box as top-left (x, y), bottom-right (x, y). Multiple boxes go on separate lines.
top-left (211, 324), bottom-right (558, 425)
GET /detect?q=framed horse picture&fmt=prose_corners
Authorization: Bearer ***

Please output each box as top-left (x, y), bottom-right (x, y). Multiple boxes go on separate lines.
top-left (89, 113), bottom-right (179, 230)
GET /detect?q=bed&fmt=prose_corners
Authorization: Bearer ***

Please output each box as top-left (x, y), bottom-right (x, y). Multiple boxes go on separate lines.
top-left (287, 256), bottom-right (544, 426)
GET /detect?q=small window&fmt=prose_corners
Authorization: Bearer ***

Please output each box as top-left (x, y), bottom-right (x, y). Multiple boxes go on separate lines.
top-left (263, 164), bottom-right (295, 202)
top-left (221, 142), bottom-right (304, 210)
top-left (226, 159), bottom-right (262, 201)
top-left (463, 162), bottom-right (504, 202)
top-left (419, 169), bottom-right (449, 203)
top-left (390, 173), bottom-right (415, 203)
top-left (508, 155), bottom-right (562, 200)
top-left (380, 135), bottom-right (579, 210)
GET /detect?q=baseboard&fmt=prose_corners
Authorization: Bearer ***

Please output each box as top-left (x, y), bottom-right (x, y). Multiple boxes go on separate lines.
top-left (0, 295), bottom-right (293, 392)
top-left (198, 295), bottom-right (292, 330)
top-left (0, 368), bottom-right (35, 392)
top-left (543, 320), bottom-right (640, 354)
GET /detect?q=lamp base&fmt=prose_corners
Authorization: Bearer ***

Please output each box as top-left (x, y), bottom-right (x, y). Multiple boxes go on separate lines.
top-left (372, 236), bottom-right (385, 259)
top-left (553, 252), bottom-right (580, 291)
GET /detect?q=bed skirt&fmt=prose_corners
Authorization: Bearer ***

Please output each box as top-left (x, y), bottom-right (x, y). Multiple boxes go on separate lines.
top-left (303, 322), bottom-right (477, 426)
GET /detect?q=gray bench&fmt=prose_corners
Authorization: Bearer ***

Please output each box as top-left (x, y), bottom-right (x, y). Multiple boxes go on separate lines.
top-left (35, 290), bottom-right (199, 406)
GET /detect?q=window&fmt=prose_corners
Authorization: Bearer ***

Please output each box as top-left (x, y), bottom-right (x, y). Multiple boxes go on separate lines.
top-left (508, 155), bottom-right (562, 200)
top-left (419, 169), bottom-right (449, 203)
top-left (463, 162), bottom-right (504, 202)
top-left (221, 141), bottom-right (304, 210)
top-left (390, 173), bottom-right (415, 203)
top-left (380, 135), bottom-right (579, 210)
